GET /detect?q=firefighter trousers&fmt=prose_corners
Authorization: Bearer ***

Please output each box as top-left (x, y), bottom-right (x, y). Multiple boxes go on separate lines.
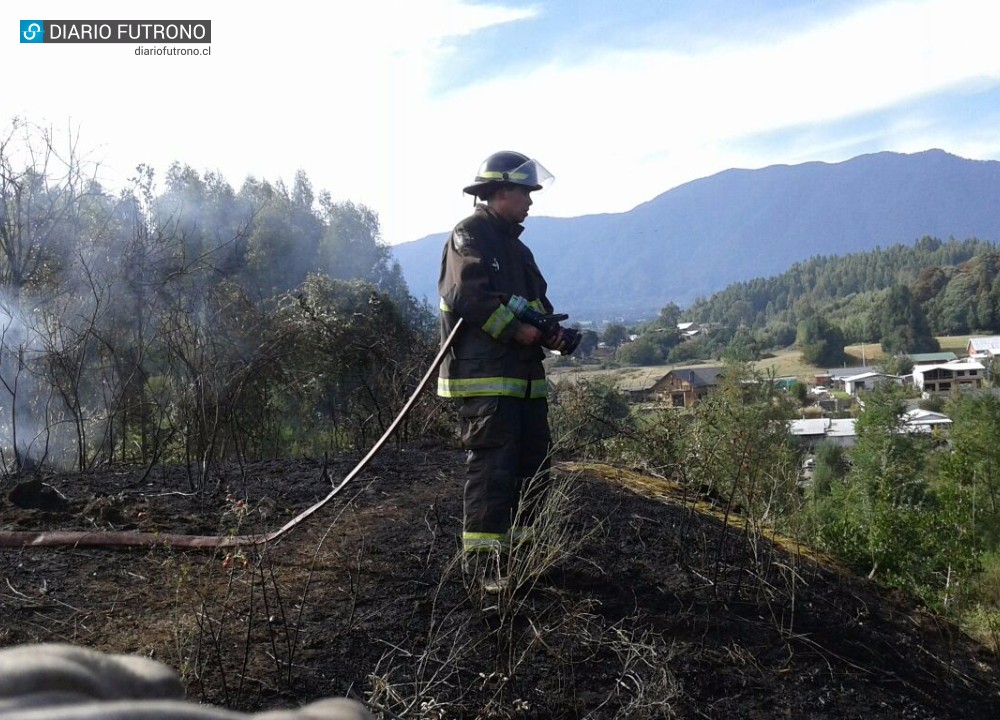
top-left (458, 395), bottom-right (551, 553)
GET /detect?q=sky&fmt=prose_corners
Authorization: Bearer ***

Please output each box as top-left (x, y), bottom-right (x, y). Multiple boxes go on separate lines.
top-left (6, 0), bottom-right (1000, 246)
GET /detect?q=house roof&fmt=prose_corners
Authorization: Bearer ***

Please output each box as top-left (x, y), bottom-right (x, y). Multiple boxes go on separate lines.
top-left (843, 371), bottom-right (892, 382)
top-left (907, 352), bottom-right (957, 363)
top-left (826, 366), bottom-right (873, 380)
top-left (968, 336), bottom-right (1000, 352)
top-left (902, 409), bottom-right (953, 427)
top-left (913, 361), bottom-right (985, 376)
top-left (616, 372), bottom-right (668, 393)
top-left (675, 366), bottom-right (724, 388)
top-left (789, 418), bottom-right (857, 438)
top-left (825, 419), bottom-right (858, 438)
top-left (789, 419), bottom-right (829, 436)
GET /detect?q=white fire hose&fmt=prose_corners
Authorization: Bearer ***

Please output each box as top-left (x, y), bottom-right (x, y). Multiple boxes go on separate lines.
top-left (0, 320), bottom-right (463, 550)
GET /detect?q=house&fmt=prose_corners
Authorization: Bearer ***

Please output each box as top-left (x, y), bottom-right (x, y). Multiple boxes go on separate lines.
top-left (790, 406), bottom-right (949, 448)
top-left (842, 371), bottom-right (902, 395)
top-left (901, 408), bottom-right (953, 434)
top-left (967, 336), bottom-right (1000, 361)
top-left (651, 366), bottom-right (724, 407)
top-left (789, 418), bottom-right (857, 448)
top-left (676, 322), bottom-right (702, 340)
top-left (615, 371), bottom-right (668, 402)
top-left (905, 352), bottom-right (958, 366)
top-left (911, 361), bottom-right (985, 397)
top-left (826, 366), bottom-right (873, 389)
top-left (774, 376), bottom-right (799, 390)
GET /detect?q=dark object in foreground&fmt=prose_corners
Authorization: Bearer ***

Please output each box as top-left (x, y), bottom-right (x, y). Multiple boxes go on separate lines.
top-left (0, 643), bottom-right (371, 719)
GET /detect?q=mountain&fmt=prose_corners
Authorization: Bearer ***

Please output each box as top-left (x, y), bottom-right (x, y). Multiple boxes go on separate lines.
top-left (391, 150), bottom-right (1000, 322)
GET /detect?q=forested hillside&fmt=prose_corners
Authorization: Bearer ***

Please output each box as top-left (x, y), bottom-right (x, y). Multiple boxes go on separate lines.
top-left (684, 236), bottom-right (1000, 346)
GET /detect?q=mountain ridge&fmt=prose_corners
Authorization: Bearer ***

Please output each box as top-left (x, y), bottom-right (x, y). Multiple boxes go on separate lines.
top-left (391, 150), bottom-right (1000, 322)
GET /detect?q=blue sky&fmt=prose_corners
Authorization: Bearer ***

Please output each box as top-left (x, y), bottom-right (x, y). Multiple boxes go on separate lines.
top-left (5, 0), bottom-right (1000, 245)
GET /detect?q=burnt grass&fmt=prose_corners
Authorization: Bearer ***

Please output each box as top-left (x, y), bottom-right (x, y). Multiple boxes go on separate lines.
top-left (2, 446), bottom-right (1000, 719)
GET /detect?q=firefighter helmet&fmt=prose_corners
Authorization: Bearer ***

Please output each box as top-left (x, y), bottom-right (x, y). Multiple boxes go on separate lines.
top-left (462, 151), bottom-right (554, 198)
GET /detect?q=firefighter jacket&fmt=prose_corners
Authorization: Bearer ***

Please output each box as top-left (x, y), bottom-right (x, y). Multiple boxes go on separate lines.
top-left (437, 206), bottom-right (553, 399)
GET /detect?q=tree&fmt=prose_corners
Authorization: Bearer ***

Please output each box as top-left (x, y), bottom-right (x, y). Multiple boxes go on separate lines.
top-left (878, 354), bottom-right (914, 377)
top-left (809, 384), bottom-right (976, 606)
top-left (941, 393), bottom-right (1000, 548)
top-left (615, 335), bottom-right (662, 365)
top-left (808, 442), bottom-right (850, 500)
top-left (721, 326), bottom-right (760, 363)
top-left (239, 175), bottom-right (322, 298)
top-left (796, 314), bottom-right (846, 367)
top-left (602, 323), bottom-right (627, 349)
top-left (655, 302), bottom-right (682, 330)
top-left (871, 284), bottom-right (939, 354)
top-left (681, 363), bottom-right (800, 522)
top-left (549, 378), bottom-right (632, 457)
top-left (0, 120), bottom-right (90, 292)
top-left (0, 120), bottom-right (108, 471)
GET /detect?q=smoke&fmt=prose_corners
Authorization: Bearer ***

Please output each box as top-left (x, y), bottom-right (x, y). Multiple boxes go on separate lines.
top-left (0, 291), bottom-right (51, 471)
top-left (0, 121), bottom-right (423, 474)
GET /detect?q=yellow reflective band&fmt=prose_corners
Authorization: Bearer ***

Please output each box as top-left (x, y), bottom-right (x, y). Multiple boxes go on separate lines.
top-left (530, 379), bottom-right (549, 399)
top-left (437, 376), bottom-right (529, 398)
top-left (482, 303), bottom-right (515, 339)
top-left (479, 171), bottom-right (530, 181)
top-left (439, 297), bottom-right (452, 312)
top-left (437, 377), bottom-right (547, 399)
top-left (463, 532), bottom-right (509, 551)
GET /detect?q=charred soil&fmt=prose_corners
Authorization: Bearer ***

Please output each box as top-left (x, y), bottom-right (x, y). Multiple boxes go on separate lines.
top-left (1, 447), bottom-right (999, 719)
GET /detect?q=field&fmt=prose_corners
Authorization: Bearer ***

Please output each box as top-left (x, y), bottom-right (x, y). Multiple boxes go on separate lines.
top-left (552, 336), bottom-right (975, 392)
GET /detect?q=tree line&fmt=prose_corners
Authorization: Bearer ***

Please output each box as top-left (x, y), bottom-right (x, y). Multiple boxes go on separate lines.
top-left (606, 236), bottom-right (1000, 366)
top-left (687, 236), bottom-right (1000, 347)
top-left (0, 120), bottom-right (439, 481)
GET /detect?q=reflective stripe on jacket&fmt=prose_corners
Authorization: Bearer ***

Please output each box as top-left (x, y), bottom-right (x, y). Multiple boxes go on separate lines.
top-left (437, 206), bottom-right (552, 399)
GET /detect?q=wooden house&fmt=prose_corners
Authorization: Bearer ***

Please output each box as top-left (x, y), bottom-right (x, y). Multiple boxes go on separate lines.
top-left (650, 366), bottom-right (724, 408)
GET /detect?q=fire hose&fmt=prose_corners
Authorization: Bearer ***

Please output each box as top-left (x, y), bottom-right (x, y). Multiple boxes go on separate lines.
top-left (0, 298), bottom-right (579, 550)
top-left (0, 320), bottom-right (466, 550)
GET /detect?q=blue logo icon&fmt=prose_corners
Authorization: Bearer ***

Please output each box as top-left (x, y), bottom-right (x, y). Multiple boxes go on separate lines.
top-left (21, 20), bottom-right (44, 43)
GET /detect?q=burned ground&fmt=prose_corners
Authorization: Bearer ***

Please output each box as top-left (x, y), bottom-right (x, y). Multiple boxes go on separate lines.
top-left (1, 446), bottom-right (999, 719)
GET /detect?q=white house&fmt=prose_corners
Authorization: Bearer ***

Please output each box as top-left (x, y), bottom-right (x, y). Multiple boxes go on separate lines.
top-left (676, 322), bottom-right (701, 339)
top-left (901, 408), bottom-right (953, 434)
top-left (911, 361), bottom-right (985, 397)
top-left (967, 336), bottom-right (1000, 360)
top-left (790, 409), bottom-right (950, 449)
top-left (826, 366), bottom-right (872, 390)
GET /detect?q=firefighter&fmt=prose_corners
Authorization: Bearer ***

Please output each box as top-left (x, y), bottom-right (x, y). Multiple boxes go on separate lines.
top-left (437, 150), bottom-right (559, 592)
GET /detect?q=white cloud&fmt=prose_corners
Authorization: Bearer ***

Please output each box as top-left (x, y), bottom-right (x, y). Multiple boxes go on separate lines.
top-left (402, 0), bottom-right (1000, 233)
top-left (4, 0), bottom-right (1000, 245)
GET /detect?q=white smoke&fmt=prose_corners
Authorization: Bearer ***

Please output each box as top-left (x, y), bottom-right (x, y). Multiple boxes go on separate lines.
top-left (0, 291), bottom-right (53, 471)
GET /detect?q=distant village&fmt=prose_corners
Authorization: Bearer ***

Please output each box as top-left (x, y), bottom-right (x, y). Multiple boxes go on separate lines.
top-left (576, 329), bottom-right (1000, 451)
